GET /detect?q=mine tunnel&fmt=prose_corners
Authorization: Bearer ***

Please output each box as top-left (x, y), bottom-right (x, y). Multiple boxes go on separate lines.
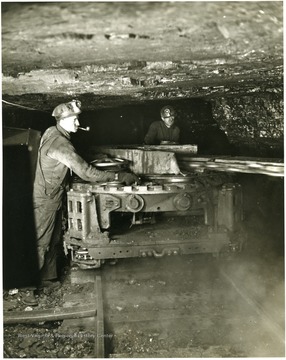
top-left (2, 2), bottom-right (284, 358)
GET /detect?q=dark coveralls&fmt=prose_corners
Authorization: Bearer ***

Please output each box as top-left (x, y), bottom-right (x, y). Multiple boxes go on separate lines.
top-left (144, 121), bottom-right (180, 145)
top-left (33, 124), bottom-right (116, 281)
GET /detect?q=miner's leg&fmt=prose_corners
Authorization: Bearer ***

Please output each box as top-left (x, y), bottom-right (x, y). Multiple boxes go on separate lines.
top-left (34, 205), bottom-right (58, 272)
top-left (40, 208), bottom-right (64, 282)
top-left (19, 205), bottom-right (57, 305)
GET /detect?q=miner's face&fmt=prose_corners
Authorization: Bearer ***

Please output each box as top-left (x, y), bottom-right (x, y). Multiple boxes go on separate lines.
top-left (161, 114), bottom-right (175, 128)
top-left (60, 115), bottom-right (80, 133)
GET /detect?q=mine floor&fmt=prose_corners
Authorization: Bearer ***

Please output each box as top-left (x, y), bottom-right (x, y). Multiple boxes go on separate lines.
top-left (99, 251), bottom-right (284, 358)
top-left (4, 223), bottom-right (284, 358)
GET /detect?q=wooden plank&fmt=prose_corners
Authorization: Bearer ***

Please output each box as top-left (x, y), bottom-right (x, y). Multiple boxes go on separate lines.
top-left (92, 144), bottom-right (198, 154)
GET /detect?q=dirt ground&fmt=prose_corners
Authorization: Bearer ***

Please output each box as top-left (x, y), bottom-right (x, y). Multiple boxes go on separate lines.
top-left (102, 252), bottom-right (284, 358)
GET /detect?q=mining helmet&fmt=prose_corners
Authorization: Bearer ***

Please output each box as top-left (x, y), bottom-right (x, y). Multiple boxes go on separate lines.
top-left (52, 100), bottom-right (82, 121)
top-left (160, 105), bottom-right (175, 118)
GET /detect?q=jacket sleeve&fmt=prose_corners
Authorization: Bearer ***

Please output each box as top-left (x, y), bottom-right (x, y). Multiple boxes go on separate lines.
top-left (144, 122), bottom-right (158, 145)
top-left (47, 138), bottom-right (116, 182)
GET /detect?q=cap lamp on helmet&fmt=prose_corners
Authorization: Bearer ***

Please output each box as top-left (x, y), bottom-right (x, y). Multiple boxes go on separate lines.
top-left (160, 105), bottom-right (175, 118)
top-left (52, 100), bottom-right (82, 121)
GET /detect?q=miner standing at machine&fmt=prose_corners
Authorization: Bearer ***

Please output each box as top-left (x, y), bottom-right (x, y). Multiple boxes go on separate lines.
top-left (31, 100), bottom-right (138, 302)
top-left (144, 105), bottom-right (180, 145)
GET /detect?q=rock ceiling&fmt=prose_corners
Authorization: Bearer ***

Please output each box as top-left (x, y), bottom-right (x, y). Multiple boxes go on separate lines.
top-left (1, 1), bottom-right (283, 110)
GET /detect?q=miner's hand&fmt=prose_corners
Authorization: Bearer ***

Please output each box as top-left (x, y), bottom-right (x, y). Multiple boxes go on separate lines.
top-left (117, 171), bottom-right (140, 185)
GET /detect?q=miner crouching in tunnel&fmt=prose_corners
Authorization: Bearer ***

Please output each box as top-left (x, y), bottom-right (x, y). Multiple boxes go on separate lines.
top-left (144, 105), bottom-right (180, 145)
top-left (31, 100), bottom-right (138, 305)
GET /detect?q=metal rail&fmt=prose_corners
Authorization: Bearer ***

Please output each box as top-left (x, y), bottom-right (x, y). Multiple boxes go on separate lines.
top-left (3, 305), bottom-right (96, 325)
top-left (3, 275), bottom-right (105, 358)
top-left (95, 275), bottom-right (105, 358)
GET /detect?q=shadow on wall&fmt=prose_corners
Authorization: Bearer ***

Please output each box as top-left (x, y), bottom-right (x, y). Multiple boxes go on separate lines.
top-left (3, 145), bottom-right (40, 289)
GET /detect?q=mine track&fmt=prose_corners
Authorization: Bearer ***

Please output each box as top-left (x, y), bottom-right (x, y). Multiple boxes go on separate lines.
top-left (3, 275), bottom-right (105, 358)
top-left (4, 255), bottom-right (285, 358)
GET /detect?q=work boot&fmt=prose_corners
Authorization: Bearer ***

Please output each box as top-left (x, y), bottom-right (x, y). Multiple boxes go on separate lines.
top-left (20, 290), bottom-right (38, 306)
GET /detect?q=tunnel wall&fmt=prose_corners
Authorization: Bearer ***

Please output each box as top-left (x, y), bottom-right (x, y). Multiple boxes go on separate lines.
top-left (2, 93), bottom-right (283, 157)
top-left (211, 94), bottom-right (283, 156)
